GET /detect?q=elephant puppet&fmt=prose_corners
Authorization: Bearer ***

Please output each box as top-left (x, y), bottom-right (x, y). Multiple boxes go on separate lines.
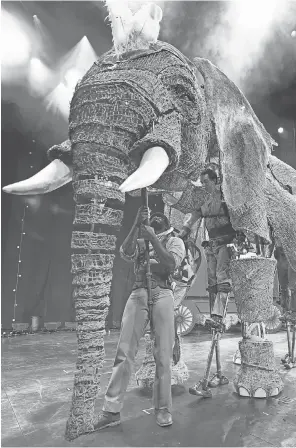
top-left (4, 0), bottom-right (296, 439)
top-left (3, 1), bottom-right (210, 440)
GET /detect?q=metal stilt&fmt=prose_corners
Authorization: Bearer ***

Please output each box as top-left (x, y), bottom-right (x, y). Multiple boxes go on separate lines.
top-left (281, 312), bottom-right (296, 370)
top-left (189, 293), bottom-right (230, 398)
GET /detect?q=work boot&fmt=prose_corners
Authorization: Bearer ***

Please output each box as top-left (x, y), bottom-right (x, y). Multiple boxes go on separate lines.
top-left (155, 409), bottom-right (173, 427)
top-left (93, 411), bottom-right (121, 431)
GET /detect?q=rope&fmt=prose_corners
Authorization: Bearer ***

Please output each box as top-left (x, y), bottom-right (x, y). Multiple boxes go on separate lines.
top-left (241, 362), bottom-right (274, 372)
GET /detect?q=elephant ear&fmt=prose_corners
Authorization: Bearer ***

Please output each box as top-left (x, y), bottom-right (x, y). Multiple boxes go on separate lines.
top-left (193, 57), bottom-right (277, 242)
top-left (268, 154), bottom-right (296, 194)
top-left (265, 170), bottom-right (296, 272)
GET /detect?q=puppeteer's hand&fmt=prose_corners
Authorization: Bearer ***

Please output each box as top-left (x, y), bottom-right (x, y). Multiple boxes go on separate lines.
top-left (140, 224), bottom-right (156, 241)
top-left (135, 206), bottom-right (150, 227)
top-left (179, 228), bottom-right (190, 240)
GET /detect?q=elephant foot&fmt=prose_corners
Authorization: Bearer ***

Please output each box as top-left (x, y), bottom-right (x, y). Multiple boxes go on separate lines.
top-left (234, 374), bottom-right (283, 398)
top-left (237, 386), bottom-right (280, 398)
top-left (234, 340), bottom-right (283, 398)
top-left (208, 373), bottom-right (229, 388)
top-left (238, 387), bottom-right (250, 397)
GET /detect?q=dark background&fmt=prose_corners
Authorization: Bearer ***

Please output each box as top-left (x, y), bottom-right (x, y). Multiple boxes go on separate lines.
top-left (2, 1), bottom-right (296, 329)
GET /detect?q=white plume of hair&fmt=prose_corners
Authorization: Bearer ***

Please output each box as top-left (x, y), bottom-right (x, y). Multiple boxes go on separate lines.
top-left (133, 3), bottom-right (162, 43)
top-left (105, 1), bottom-right (163, 54)
top-left (105, 0), bottom-right (133, 53)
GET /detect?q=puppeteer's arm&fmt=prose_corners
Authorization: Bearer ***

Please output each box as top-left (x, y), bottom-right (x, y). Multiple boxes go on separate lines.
top-left (179, 209), bottom-right (202, 238)
top-left (120, 207), bottom-right (148, 260)
top-left (148, 234), bottom-right (176, 272)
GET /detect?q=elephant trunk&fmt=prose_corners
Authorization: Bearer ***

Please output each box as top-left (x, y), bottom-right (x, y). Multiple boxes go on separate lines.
top-left (65, 150), bottom-right (125, 440)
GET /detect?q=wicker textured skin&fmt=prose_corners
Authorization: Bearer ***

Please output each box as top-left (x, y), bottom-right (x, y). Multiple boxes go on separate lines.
top-left (230, 257), bottom-right (283, 397)
top-left (233, 339), bottom-right (283, 397)
top-left (193, 58), bottom-right (276, 243)
top-left (265, 162), bottom-right (296, 272)
top-left (48, 42), bottom-right (209, 440)
top-left (135, 333), bottom-right (189, 388)
top-left (230, 258), bottom-right (276, 323)
top-left (268, 154), bottom-right (296, 194)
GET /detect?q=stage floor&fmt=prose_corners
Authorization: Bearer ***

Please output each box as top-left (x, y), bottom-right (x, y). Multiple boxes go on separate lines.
top-left (1, 328), bottom-right (296, 447)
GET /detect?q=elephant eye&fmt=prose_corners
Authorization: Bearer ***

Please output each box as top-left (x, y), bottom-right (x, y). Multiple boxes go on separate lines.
top-left (171, 84), bottom-right (194, 102)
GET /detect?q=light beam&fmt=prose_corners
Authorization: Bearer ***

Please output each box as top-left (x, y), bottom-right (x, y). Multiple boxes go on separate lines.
top-left (1, 9), bottom-right (31, 68)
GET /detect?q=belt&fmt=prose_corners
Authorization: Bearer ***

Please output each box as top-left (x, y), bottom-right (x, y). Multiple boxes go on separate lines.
top-left (132, 275), bottom-right (172, 291)
top-left (208, 224), bottom-right (236, 239)
top-left (208, 235), bottom-right (234, 246)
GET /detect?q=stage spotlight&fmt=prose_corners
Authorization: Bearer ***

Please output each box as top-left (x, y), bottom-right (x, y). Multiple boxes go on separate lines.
top-left (278, 127), bottom-right (284, 134)
top-left (234, 0), bottom-right (277, 30)
top-left (291, 30), bottom-right (296, 38)
top-left (28, 58), bottom-right (53, 95)
top-left (1, 9), bottom-right (31, 67)
top-left (64, 68), bottom-right (83, 89)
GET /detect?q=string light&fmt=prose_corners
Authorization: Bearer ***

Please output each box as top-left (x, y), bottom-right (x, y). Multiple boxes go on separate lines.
top-left (12, 206), bottom-right (27, 324)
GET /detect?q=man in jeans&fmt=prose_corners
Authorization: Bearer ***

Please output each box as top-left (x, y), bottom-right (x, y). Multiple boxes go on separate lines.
top-left (95, 206), bottom-right (186, 430)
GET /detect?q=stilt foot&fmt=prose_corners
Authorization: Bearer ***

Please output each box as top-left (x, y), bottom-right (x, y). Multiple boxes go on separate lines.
top-left (284, 360), bottom-right (296, 370)
top-left (208, 373), bottom-right (229, 388)
top-left (189, 382), bottom-right (212, 398)
top-left (205, 317), bottom-right (225, 333)
top-left (281, 354), bottom-right (290, 364)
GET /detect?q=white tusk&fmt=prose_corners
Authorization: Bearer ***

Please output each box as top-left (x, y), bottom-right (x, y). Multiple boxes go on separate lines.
top-left (119, 146), bottom-right (169, 193)
top-left (2, 160), bottom-right (73, 195)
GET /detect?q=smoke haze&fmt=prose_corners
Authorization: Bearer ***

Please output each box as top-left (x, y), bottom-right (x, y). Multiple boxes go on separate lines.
top-left (161, 1), bottom-right (296, 101)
